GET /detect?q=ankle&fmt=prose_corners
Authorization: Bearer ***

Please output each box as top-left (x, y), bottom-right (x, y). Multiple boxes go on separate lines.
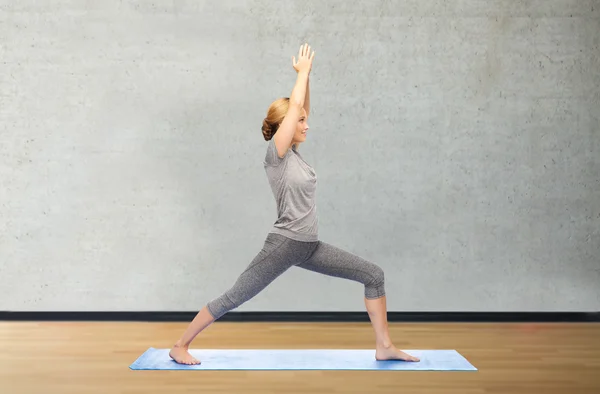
top-left (173, 340), bottom-right (188, 349)
top-left (376, 339), bottom-right (393, 349)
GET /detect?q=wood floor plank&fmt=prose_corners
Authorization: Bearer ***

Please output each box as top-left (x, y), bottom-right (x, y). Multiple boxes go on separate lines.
top-left (0, 322), bottom-right (598, 393)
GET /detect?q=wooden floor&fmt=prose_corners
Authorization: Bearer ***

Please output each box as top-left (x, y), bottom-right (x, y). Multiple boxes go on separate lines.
top-left (1, 321), bottom-right (599, 393)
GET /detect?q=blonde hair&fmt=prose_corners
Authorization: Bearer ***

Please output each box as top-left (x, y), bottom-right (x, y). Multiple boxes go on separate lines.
top-left (261, 97), bottom-right (290, 141)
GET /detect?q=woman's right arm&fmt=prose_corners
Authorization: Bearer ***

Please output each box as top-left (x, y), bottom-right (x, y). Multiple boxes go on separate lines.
top-left (273, 44), bottom-right (314, 158)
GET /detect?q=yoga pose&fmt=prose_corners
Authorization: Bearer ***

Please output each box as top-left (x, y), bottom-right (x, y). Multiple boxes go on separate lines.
top-left (169, 43), bottom-right (419, 365)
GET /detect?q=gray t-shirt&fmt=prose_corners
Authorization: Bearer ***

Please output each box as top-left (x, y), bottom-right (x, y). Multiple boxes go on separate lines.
top-left (263, 138), bottom-right (318, 242)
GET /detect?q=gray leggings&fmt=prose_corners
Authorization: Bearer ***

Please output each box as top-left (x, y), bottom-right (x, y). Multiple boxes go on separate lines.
top-left (206, 233), bottom-right (386, 319)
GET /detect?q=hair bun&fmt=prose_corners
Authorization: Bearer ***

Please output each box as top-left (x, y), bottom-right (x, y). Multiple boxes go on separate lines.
top-left (262, 118), bottom-right (274, 141)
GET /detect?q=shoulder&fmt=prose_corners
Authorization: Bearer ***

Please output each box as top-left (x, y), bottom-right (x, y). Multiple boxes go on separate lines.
top-left (264, 139), bottom-right (290, 167)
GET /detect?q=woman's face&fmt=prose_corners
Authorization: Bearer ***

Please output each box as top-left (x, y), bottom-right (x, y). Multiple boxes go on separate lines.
top-left (291, 107), bottom-right (309, 146)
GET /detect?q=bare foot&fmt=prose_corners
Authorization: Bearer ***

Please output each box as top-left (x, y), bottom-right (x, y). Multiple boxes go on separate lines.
top-left (375, 344), bottom-right (420, 362)
top-left (169, 343), bottom-right (201, 365)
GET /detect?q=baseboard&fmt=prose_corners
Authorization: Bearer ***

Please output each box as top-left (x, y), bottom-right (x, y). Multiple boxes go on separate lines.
top-left (0, 311), bottom-right (598, 322)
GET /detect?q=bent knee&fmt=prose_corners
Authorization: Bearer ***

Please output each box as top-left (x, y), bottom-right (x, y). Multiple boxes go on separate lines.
top-left (368, 263), bottom-right (385, 287)
top-left (364, 263), bottom-right (385, 299)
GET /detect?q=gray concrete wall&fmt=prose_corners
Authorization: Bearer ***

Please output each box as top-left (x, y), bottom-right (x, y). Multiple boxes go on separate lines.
top-left (1, 0), bottom-right (598, 312)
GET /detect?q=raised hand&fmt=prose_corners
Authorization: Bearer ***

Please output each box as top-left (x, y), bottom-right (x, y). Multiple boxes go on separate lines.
top-left (293, 43), bottom-right (315, 74)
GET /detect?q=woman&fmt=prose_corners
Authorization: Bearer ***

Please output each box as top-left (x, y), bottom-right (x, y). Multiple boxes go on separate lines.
top-left (169, 43), bottom-right (419, 365)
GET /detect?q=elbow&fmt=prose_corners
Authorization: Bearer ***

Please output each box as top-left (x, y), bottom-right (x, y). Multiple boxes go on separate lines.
top-left (289, 98), bottom-right (304, 109)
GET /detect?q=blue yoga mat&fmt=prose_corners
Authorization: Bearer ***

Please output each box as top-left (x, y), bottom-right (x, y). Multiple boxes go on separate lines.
top-left (129, 348), bottom-right (477, 371)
